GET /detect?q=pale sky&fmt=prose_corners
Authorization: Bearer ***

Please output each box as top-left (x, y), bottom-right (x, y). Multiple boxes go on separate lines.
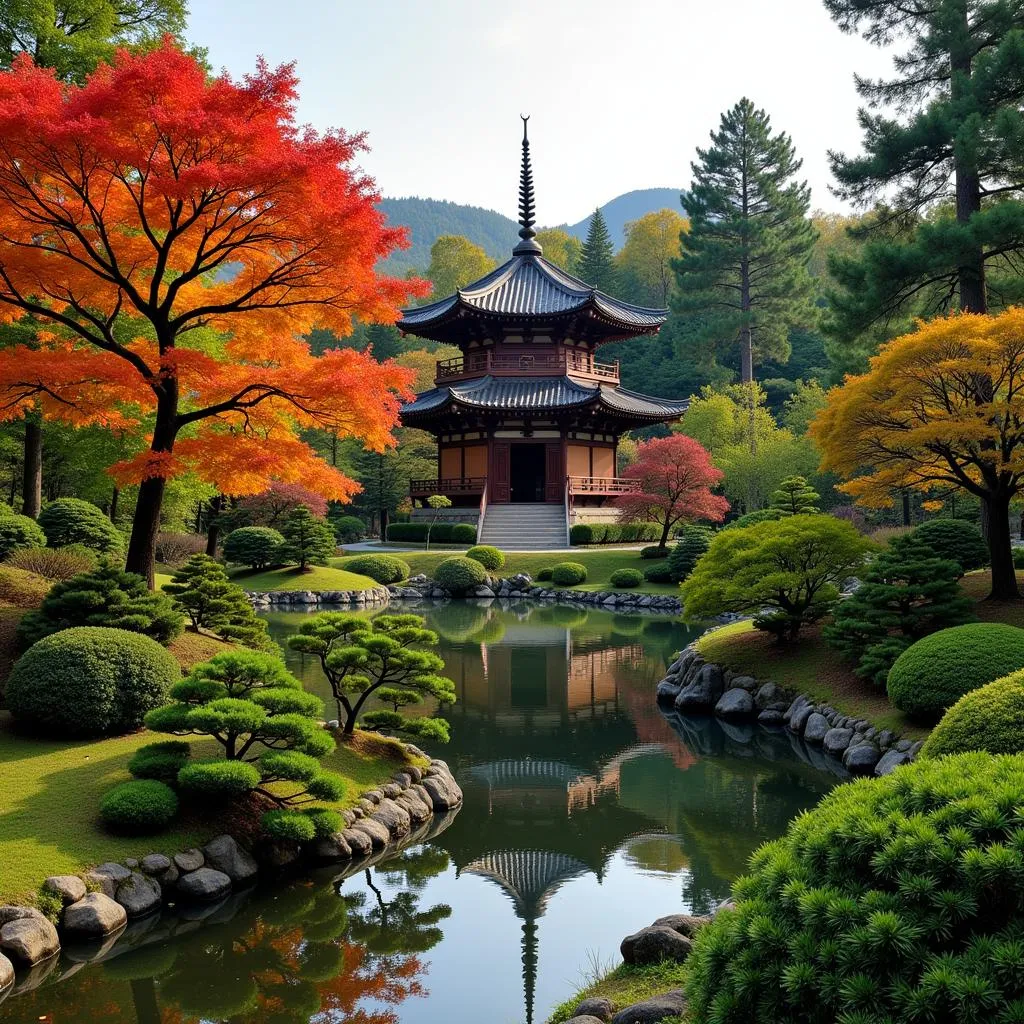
top-left (187, 0), bottom-right (896, 225)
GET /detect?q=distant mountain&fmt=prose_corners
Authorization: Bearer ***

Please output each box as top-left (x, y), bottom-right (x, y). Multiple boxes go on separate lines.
top-left (378, 187), bottom-right (684, 276)
top-left (561, 188), bottom-right (683, 247)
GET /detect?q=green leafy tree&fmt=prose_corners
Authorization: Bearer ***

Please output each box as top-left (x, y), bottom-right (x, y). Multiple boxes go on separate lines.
top-left (674, 98), bottom-right (816, 383)
top-left (422, 234), bottom-right (495, 300)
top-left (825, 0), bottom-right (1024, 345)
top-left (824, 536), bottom-right (976, 685)
top-left (163, 554), bottom-right (273, 650)
top-left (534, 228), bottom-right (582, 273)
top-left (286, 613), bottom-right (455, 739)
top-left (769, 475), bottom-right (820, 514)
top-left (616, 209), bottom-right (688, 307)
top-left (424, 494), bottom-right (452, 550)
top-left (577, 207), bottom-right (617, 292)
top-left (16, 560), bottom-right (184, 649)
top-left (222, 526), bottom-right (284, 570)
top-left (681, 514), bottom-right (874, 641)
top-left (280, 505), bottom-right (336, 570)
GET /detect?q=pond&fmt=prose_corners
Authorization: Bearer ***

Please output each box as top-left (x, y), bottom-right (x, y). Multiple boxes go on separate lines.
top-left (0, 602), bottom-right (838, 1024)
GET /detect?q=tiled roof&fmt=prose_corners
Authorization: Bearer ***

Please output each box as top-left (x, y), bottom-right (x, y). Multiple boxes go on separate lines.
top-left (401, 375), bottom-right (689, 421)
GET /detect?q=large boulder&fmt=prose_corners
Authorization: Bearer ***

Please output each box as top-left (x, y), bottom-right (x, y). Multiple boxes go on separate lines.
top-left (573, 997), bottom-right (614, 1021)
top-left (176, 868), bottom-right (231, 902)
top-left (714, 687), bottom-right (755, 720)
top-left (755, 682), bottom-right (784, 708)
top-left (140, 854), bottom-right (171, 876)
top-left (0, 913), bottom-right (59, 966)
top-left (114, 872), bottom-right (162, 917)
top-left (875, 748), bottom-right (913, 776)
top-left (203, 835), bottom-right (258, 885)
top-left (620, 925), bottom-right (693, 965)
top-left (610, 990), bottom-right (687, 1024)
top-left (83, 862), bottom-right (131, 898)
top-left (674, 664), bottom-right (724, 712)
top-left (823, 727), bottom-right (855, 756)
top-left (342, 828), bottom-right (374, 857)
top-left (421, 773), bottom-right (463, 811)
top-left (395, 791), bottom-right (432, 825)
top-left (843, 743), bottom-right (882, 774)
top-left (42, 876), bottom-right (86, 907)
top-left (348, 817), bottom-right (391, 849)
top-left (803, 713), bottom-right (830, 745)
top-left (0, 952), bottom-right (12, 994)
top-left (371, 798), bottom-right (412, 837)
top-left (566, 1017), bottom-right (607, 1024)
top-left (173, 849), bottom-right (204, 873)
top-left (650, 913), bottom-right (708, 937)
top-left (62, 893), bottom-right (127, 937)
top-left (655, 679), bottom-right (681, 702)
top-left (313, 833), bottom-right (353, 861)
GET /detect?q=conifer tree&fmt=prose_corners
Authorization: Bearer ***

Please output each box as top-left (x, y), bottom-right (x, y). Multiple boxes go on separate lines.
top-left (280, 506), bottom-right (337, 570)
top-left (826, 0), bottom-right (1024, 342)
top-left (770, 475), bottom-right (820, 515)
top-left (577, 208), bottom-right (618, 292)
top-left (674, 98), bottom-right (816, 383)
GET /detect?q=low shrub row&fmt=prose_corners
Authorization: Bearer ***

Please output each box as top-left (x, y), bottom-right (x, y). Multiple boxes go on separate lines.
top-left (569, 522), bottom-right (662, 545)
top-left (385, 522), bottom-right (477, 544)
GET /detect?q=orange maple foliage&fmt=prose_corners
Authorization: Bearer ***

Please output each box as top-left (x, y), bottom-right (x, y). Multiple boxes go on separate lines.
top-left (0, 41), bottom-right (425, 579)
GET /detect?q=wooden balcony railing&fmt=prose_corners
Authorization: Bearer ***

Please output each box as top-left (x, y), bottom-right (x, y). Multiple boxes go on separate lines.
top-left (568, 476), bottom-right (641, 496)
top-left (436, 350), bottom-right (619, 384)
top-left (409, 476), bottom-right (487, 498)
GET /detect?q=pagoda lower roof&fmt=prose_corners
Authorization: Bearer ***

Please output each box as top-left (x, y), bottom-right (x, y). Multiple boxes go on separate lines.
top-left (400, 374), bottom-right (689, 422)
top-left (398, 253), bottom-right (667, 342)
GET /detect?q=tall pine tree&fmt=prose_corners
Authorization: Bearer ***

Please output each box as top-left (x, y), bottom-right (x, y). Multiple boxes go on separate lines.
top-left (673, 98), bottom-right (816, 383)
top-left (577, 208), bottom-right (617, 292)
top-left (826, 0), bottom-right (1024, 340)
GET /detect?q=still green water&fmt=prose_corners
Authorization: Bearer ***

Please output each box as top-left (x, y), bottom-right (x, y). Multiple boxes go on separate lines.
top-left (0, 602), bottom-right (837, 1024)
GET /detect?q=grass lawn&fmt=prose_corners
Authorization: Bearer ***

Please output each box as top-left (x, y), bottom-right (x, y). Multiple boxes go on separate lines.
top-left (333, 549), bottom-right (680, 596)
top-left (227, 564), bottom-right (378, 592)
top-left (547, 961), bottom-right (687, 1024)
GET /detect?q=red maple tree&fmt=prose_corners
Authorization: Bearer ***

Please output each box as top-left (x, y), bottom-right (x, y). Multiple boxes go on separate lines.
top-left (0, 42), bottom-right (425, 582)
top-left (616, 434), bottom-right (729, 549)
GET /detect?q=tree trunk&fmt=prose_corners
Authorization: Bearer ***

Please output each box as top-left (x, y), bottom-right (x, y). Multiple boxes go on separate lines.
top-left (659, 518), bottom-right (672, 550)
top-left (22, 415), bottom-right (41, 518)
top-left (985, 492), bottom-right (1018, 599)
top-left (739, 263), bottom-right (753, 384)
top-left (109, 485), bottom-right (119, 523)
top-left (205, 495), bottom-right (224, 555)
top-left (901, 491), bottom-right (911, 527)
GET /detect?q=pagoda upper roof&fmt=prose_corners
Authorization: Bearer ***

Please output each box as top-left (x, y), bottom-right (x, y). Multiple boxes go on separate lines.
top-left (401, 373), bottom-right (689, 424)
top-left (398, 252), bottom-right (668, 342)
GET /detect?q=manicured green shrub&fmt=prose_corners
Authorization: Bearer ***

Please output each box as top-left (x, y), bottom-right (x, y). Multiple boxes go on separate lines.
top-left (609, 568), bottom-right (643, 588)
top-left (5, 545), bottom-right (96, 581)
top-left (329, 514), bottom-right (366, 543)
top-left (569, 523), bottom-right (596, 545)
top-left (385, 522), bottom-right (476, 544)
top-left (911, 517), bottom-right (989, 573)
top-left (261, 808), bottom-right (317, 842)
top-left (643, 563), bottom-right (674, 583)
top-left (570, 522), bottom-right (662, 545)
top-left (682, 515), bottom-right (874, 641)
top-left (99, 780), bottom-right (179, 834)
top-left (666, 524), bottom-right (715, 582)
top-left (640, 544), bottom-right (670, 559)
top-left (6, 627), bottom-right (180, 738)
top-left (825, 535), bottom-right (976, 686)
top-left (466, 545), bottom-right (504, 570)
top-left (1014, 547), bottom-right (1024, 569)
top-left (0, 514), bottom-right (46, 559)
top-left (922, 669), bottom-right (1024, 758)
top-left (38, 498), bottom-right (123, 555)
top-left (551, 562), bottom-right (587, 586)
top-left (16, 561), bottom-right (185, 650)
top-left (341, 554), bottom-right (410, 584)
top-left (222, 526), bottom-right (284, 569)
top-left (177, 759), bottom-right (261, 798)
top-left (886, 622), bottom-right (1024, 720)
top-left (128, 740), bottom-right (192, 784)
top-left (279, 505), bottom-right (336, 569)
top-left (535, 566), bottom-right (553, 581)
top-left (163, 554), bottom-right (273, 650)
top-left (685, 752), bottom-right (1024, 1024)
top-left (769, 475), bottom-right (820, 514)
top-left (722, 507), bottom-right (786, 530)
top-left (433, 556), bottom-right (488, 593)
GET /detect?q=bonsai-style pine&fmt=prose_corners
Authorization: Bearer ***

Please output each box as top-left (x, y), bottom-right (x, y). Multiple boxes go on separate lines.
top-left (16, 560), bottom-right (184, 650)
top-left (824, 536), bottom-right (975, 685)
top-left (163, 554), bottom-right (273, 650)
top-left (280, 505), bottom-right (337, 570)
top-left (145, 650), bottom-right (343, 840)
top-left (769, 475), bottom-right (819, 515)
top-left (286, 613), bottom-right (455, 742)
top-left (666, 524), bottom-right (715, 583)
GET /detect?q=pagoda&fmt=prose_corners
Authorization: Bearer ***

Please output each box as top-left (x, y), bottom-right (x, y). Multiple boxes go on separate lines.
top-left (398, 118), bottom-right (688, 548)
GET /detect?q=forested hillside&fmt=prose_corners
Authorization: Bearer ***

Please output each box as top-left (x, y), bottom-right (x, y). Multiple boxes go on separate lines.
top-left (562, 188), bottom-right (682, 246)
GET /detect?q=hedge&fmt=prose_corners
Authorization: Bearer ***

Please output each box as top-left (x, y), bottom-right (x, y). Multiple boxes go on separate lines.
top-left (341, 554), bottom-right (410, 584)
top-left (386, 522), bottom-right (477, 544)
top-left (922, 669), bottom-right (1024, 758)
top-left (99, 780), bottom-right (179, 834)
top-left (5, 627), bottom-right (180, 738)
top-left (569, 522), bottom-right (662, 545)
top-left (886, 622), bottom-right (1024, 721)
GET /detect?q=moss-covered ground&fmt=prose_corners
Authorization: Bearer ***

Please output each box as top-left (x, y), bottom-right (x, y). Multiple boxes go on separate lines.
top-left (546, 961), bottom-right (687, 1023)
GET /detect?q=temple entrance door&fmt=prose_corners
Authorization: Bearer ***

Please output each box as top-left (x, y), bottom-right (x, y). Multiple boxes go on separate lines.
top-left (509, 444), bottom-right (546, 503)
top-left (491, 442), bottom-right (510, 503)
top-left (544, 442), bottom-right (564, 503)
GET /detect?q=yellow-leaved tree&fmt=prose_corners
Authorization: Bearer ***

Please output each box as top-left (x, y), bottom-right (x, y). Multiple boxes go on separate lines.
top-left (811, 310), bottom-right (1024, 599)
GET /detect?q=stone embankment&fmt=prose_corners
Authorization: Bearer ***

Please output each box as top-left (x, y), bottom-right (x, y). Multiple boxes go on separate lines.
top-left (246, 585), bottom-right (391, 608)
top-left (0, 747), bottom-right (461, 1002)
top-left (655, 645), bottom-right (921, 777)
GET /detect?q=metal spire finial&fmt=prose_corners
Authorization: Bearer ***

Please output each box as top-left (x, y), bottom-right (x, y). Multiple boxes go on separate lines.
top-left (514, 115), bottom-right (542, 255)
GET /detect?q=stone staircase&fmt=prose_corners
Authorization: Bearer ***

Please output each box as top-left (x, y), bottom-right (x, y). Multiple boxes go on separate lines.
top-left (477, 503), bottom-right (567, 550)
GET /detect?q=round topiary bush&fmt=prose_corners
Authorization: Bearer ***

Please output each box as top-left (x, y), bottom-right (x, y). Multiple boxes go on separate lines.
top-left (685, 752), bottom-right (1024, 1024)
top-left (5, 627), bottom-right (180, 738)
top-left (38, 498), bottom-right (123, 554)
top-left (643, 563), bottom-right (673, 584)
top-left (911, 517), bottom-right (989, 573)
top-left (922, 669), bottom-right (1024, 758)
top-left (128, 740), bottom-right (192, 783)
top-left (551, 562), bottom-right (587, 586)
top-left (535, 566), bottom-right (554, 581)
top-left (177, 759), bottom-right (262, 798)
top-left (609, 568), bottom-right (643, 588)
top-left (222, 526), bottom-right (284, 569)
top-left (99, 779), bottom-right (179, 834)
top-left (886, 622), bottom-right (1024, 721)
top-left (466, 545), bottom-right (505, 571)
top-left (330, 514), bottom-right (366, 543)
top-left (433, 556), bottom-right (488, 594)
top-left (0, 514), bottom-right (46, 559)
top-left (342, 554), bottom-right (410, 584)
top-left (640, 545), bottom-right (670, 559)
